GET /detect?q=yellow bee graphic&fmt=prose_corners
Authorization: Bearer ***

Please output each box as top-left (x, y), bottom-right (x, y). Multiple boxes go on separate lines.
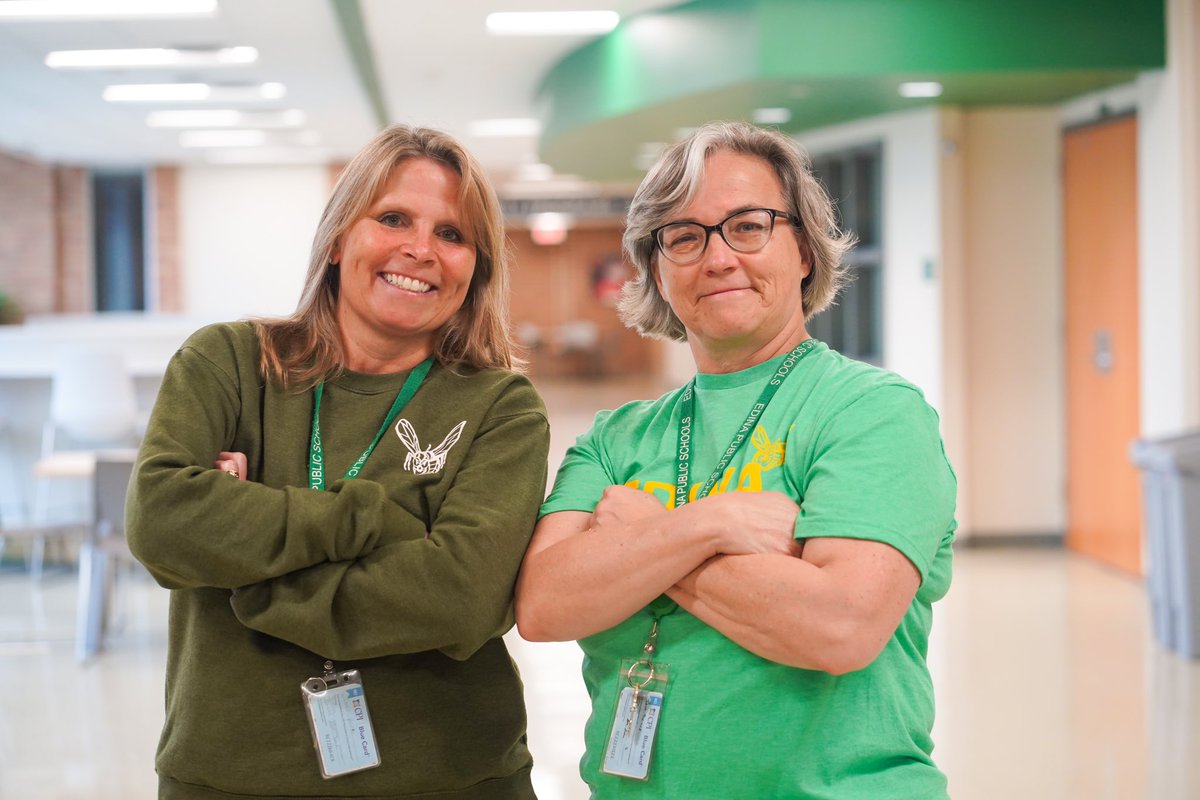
top-left (750, 425), bottom-right (786, 470)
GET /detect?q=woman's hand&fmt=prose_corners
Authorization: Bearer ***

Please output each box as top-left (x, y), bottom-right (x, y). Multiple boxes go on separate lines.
top-left (688, 491), bottom-right (802, 558)
top-left (591, 484), bottom-right (667, 529)
top-left (214, 450), bottom-right (248, 481)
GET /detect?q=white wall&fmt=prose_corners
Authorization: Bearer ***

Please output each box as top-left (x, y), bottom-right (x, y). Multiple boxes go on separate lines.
top-left (961, 108), bottom-right (1064, 536)
top-left (180, 165), bottom-right (329, 319)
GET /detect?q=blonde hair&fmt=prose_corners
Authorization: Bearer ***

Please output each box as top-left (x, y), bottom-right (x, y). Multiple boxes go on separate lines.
top-left (619, 121), bottom-right (855, 341)
top-left (255, 124), bottom-right (519, 389)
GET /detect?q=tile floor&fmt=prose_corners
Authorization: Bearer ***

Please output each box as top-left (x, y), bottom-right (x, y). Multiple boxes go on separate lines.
top-left (2, 377), bottom-right (1198, 799)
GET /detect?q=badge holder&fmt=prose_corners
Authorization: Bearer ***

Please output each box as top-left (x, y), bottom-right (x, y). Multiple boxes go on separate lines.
top-left (601, 618), bottom-right (671, 781)
top-left (301, 660), bottom-right (381, 779)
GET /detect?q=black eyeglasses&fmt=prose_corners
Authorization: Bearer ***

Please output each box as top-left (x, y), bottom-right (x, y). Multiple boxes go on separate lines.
top-left (652, 208), bottom-right (799, 266)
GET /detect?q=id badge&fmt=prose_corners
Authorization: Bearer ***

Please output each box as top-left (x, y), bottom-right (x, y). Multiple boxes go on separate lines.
top-left (301, 665), bottom-right (381, 779)
top-left (600, 658), bottom-right (670, 781)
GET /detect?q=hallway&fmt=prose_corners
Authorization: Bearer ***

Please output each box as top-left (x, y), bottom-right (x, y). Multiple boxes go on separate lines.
top-left (1, 377), bottom-right (1197, 799)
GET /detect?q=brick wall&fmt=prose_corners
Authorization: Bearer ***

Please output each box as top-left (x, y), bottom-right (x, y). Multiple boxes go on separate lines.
top-left (0, 150), bottom-right (56, 316)
top-left (152, 166), bottom-right (182, 312)
top-left (55, 166), bottom-right (90, 313)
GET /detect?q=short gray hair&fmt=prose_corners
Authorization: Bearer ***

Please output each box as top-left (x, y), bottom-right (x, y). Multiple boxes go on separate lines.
top-left (619, 121), bottom-right (855, 341)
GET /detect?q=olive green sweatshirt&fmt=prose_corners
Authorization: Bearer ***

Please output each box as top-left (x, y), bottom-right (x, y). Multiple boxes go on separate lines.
top-left (127, 322), bottom-right (549, 799)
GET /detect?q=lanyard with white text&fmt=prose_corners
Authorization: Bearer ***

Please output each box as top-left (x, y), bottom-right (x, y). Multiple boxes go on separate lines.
top-left (308, 358), bottom-right (433, 490)
top-left (646, 339), bottom-right (818, 622)
top-left (673, 338), bottom-right (817, 510)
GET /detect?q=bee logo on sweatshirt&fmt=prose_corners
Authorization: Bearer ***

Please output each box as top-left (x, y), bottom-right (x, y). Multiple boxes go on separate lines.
top-left (395, 419), bottom-right (466, 475)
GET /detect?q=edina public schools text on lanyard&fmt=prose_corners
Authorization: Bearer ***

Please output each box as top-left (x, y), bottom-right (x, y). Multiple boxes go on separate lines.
top-left (601, 338), bottom-right (818, 782)
top-left (308, 357), bottom-right (433, 491)
top-left (299, 356), bottom-right (432, 780)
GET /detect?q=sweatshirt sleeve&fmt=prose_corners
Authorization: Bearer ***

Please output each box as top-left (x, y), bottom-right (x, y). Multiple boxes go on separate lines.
top-left (228, 385), bottom-right (550, 661)
top-left (126, 328), bottom-right (427, 590)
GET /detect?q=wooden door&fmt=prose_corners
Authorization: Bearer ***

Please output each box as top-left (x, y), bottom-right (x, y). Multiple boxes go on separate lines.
top-left (1063, 116), bottom-right (1141, 574)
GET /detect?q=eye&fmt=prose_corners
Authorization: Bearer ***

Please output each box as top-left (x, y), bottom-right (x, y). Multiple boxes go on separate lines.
top-left (732, 218), bottom-right (768, 234)
top-left (662, 225), bottom-right (701, 248)
top-left (436, 226), bottom-right (466, 244)
top-left (378, 212), bottom-right (408, 228)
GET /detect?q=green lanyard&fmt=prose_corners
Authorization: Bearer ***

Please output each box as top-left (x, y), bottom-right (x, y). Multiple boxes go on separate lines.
top-left (673, 338), bottom-right (817, 510)
top-left (308, 358), bottom-right (433, 490)
top-left (649, 338), bottom-right (817, 619)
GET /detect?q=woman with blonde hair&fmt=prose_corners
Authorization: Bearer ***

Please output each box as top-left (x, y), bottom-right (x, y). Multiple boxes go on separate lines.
top-left (129, 124), bottom-right (548, 799)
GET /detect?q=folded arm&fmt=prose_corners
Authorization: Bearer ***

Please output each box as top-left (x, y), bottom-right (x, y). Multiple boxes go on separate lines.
top-left (230, 406), bottom-right (550, 661)
top-left (515, 487), bottom-right (801, 642)
top-left (127, 338), bottom-right (419, 591)
top-left (667, 537), bottom-right (920, 673)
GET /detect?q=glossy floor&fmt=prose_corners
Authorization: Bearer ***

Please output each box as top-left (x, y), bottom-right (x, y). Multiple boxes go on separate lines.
top-left (2, 378), bottom-right (1198, 800)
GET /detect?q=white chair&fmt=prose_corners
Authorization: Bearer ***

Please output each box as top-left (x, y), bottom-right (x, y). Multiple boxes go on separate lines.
top-left (30, 349), bottom-right (140, 579)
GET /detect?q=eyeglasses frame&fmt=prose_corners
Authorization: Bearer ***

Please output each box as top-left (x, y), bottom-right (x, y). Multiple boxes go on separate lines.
top-left (651, 207), bottom-right (801, 266)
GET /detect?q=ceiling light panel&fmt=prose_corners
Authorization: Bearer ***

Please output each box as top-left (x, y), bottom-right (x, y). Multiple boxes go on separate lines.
top-left (467, 118), bottom-right (542, 137)
top-left (104, 83), bottom-right (287, 103)
top-left (180, 130), bottom-right (268, 148)
top-left (898, 81), bottom-right (944, 98)
top-left (486, 11), bottom-right (619, 35)
top-left (0, 0), bottom-right (217, 20)
top-left (104, 83), bottom-right (211, 102)
top-left (146, 109), bottom-right (306, 128)
top-left (46, 47), bottom-right (257, 69)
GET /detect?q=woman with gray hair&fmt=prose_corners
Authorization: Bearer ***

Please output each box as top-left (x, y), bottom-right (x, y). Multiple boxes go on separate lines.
top-left (129, 124), bottom-right (548, 799)
top-left (517, 121), bottom-right (956, 798)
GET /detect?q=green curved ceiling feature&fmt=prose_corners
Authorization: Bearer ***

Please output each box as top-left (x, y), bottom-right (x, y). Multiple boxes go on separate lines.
top-left (537, 0), bottom-right (1164, 181)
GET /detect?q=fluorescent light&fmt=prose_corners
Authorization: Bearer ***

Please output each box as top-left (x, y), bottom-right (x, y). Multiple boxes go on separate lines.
top-left (104, 82), bottom-right (286, 103)
top-left (180, 130), bottom-right (268, 148)
top-left (752, 107), bottom-right (792, 125)
top-left (0, 0), bottom-right (216, 20)
top-left (205, 148), bottom-right (330, 165)
top-left (104, 83), bottom-right (211, 102)
top-left (146, 109), bottom-right (306, 128)
top-left (467, 118), bottom-right (541, 137)
top-left (899, 81), bottom-right (943, 99)
top-left (47, 46), bottom-right (257, 69)
top-left (486, 11), bottom-right (619, 35)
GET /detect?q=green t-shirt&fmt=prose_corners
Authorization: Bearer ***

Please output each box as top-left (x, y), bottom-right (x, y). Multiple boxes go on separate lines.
top-left (541, 341), bottom-right (957, 799)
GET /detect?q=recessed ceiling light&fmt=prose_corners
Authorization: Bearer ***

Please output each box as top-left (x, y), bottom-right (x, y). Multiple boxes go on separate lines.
top-left (104, 83), bottom-right (211, 102)
top-left (104, 82), bottom-right (287, 103)
top-left (899, 81), bottom-right (943, 99)
top-left (486, 11), bottom-right (619, 35)
top-left (752, 107), bottom-right (792, 125)
top-left (0, 0), bottom-right (217, 20)
top-left (180, 130), bottom-right (268, 148)
top-left (205, 148), bottom-right (330, 165)
top-left (47, 46), bottom-right (257, 69)
top-left (467, 118), bottom-right (542, 137)
top-left (146, 109), bottom-right (306, 128)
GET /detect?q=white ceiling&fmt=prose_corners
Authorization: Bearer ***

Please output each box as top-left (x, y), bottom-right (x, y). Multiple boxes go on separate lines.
top-left (0, 0), bottom-right (677, 185)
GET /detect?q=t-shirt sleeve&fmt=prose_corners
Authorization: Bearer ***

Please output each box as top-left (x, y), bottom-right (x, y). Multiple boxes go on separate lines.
top-left (793, 383), bottom-right (957, 582)
top-left (539, 409), bottom-right (618, 517)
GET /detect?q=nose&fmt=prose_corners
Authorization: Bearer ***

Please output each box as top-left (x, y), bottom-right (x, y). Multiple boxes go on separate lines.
top-left (701, 231), bottom-right (739, 273)
top-left (401, 226), bottom-right (437, 262)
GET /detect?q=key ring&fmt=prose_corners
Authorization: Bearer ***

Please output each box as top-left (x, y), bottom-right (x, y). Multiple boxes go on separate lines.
top-left (625, 658), bottom-right (655, 690)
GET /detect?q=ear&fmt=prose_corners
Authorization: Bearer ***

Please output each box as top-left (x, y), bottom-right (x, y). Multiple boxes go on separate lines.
top-left (652, 257), bottom-right (667, 302)
top-left (795, 231), bottom-right (813, 281)
top-left (330, 237), bottom-right (342, 266)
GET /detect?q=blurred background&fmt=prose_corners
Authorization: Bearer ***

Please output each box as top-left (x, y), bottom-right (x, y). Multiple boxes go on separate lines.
top-left (0, 1), bottom-right (1198, 798)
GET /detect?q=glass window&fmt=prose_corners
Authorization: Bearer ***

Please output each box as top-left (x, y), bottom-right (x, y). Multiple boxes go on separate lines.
top-left (808, 144), bottom-right (882, 364)
top-left (92, 171), bottom-right (146, 312)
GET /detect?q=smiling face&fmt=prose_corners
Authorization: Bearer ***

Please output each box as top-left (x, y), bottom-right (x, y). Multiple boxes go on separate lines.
top-left (654, 149), bottom-right (811, 373)
top-left (332, 157), bottom-right (477, 373)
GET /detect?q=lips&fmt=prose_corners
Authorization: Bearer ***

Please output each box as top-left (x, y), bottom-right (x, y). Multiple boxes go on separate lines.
top-left (382, 273), bottom-right (433, 293)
